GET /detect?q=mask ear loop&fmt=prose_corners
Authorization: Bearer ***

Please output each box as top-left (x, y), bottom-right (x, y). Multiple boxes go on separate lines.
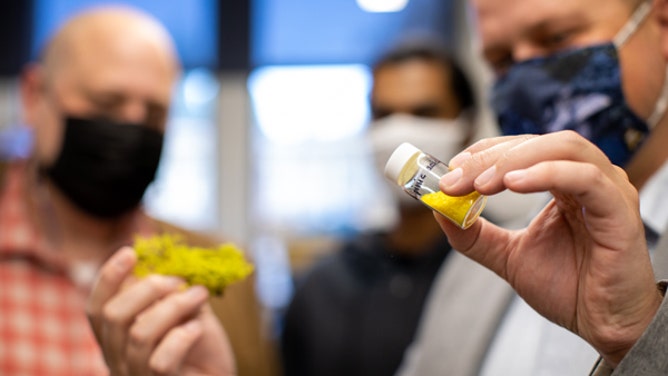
top-left (647, 66), bottom-right (668, 128)
top-left (613, 1), bottom-right (652, 48)
top-left (612, 1), bottom-right (668, 129)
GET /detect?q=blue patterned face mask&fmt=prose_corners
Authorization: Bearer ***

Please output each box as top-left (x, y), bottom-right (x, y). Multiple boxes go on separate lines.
top-left (491, 2), bottom-right (668, 167)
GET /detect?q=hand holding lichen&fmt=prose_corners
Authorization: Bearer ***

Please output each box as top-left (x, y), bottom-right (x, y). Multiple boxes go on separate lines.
top-left (133, 234), bottom-right (254, 295)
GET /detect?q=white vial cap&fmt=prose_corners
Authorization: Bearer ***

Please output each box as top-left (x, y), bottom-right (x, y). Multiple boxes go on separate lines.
top-left (384, 142), bottom-right (421, 184)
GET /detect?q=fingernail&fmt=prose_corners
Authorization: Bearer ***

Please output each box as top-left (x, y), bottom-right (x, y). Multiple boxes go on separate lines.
top-left (505, 169), bottom-right (527, 184)
top-left (475, 166), bottom-right (496, 187)
top-left (183, 319), bottom-right (202, 334)
top-left (164, 276), bottom-right (183, 288)
top-left (449, 152), bottom-right (471, 168)
top-left (186, 285), bottom-right (209, 301)
top-left (114, 247), bottom-right (136, 271)
top-left (441, 167), bottom-right (463, 188)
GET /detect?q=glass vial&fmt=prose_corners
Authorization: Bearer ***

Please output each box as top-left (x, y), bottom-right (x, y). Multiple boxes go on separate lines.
top-left (384, 142), bottom-right (487, 229)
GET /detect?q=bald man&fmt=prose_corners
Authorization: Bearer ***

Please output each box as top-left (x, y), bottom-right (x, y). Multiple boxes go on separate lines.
top-left (0, 6), bottom-right (276, 375)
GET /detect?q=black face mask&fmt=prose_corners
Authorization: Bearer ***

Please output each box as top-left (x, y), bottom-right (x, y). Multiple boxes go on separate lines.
top-left (42, 116), bottom-right (164, 218)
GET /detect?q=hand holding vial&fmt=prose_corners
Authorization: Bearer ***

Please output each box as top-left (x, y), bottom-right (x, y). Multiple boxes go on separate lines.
top-left (430, 131), bottom-right (662, 367)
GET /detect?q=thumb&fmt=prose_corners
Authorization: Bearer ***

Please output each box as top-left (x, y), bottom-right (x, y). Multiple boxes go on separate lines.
top-left (434, 213), bottom-right (514, 281)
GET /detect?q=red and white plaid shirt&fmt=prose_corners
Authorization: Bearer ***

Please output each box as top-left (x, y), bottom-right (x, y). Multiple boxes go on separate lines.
top-left (0, 162), bottom-right (156, 375)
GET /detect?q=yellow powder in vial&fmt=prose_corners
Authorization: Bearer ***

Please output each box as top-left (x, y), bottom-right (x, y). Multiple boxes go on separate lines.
top-left (420, 191), bottom-right (483, 228)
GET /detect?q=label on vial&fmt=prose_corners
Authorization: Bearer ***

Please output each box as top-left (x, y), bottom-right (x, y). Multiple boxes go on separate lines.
top-left (412, 173), bottom-right (427, 195)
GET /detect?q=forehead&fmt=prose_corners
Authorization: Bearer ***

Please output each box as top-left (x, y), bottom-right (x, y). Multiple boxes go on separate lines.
top-left (54, 32), bottom-right (177, 102)
top-left (472, 0), bottom-right (629, 50)
top-left (372, 59), bottom-right (452, 105)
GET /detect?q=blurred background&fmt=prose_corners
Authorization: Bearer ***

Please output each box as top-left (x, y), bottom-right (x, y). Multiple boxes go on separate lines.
top-left (0, 0), bottom-right (494, 329)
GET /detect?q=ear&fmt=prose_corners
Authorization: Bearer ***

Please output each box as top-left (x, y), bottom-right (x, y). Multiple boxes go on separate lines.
top-left (655, 0), bottom-right (668, 61)
top-left (19, 63), bottom-right (46, 128)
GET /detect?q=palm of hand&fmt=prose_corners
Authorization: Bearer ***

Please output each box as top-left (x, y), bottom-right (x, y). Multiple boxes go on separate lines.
top-left (177, 308), bottom-right (236, 376)
top-left (502, 193), bottom-right (656, 361)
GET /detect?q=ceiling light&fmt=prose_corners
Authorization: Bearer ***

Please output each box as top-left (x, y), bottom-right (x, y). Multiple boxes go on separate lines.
top-left (356, 0), bottom-right (409, 13)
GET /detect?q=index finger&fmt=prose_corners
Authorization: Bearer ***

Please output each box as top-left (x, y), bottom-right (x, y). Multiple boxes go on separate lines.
top-left (451, 134), bottom-right (538, 163)
top-left (442, 131), bottom-right (618, 196)
top-left (86, 247), bottom-right (137, 332)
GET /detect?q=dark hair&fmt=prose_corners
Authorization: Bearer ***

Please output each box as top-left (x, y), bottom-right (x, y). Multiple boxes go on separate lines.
top-left (372, 40), bottom-right (475, 111)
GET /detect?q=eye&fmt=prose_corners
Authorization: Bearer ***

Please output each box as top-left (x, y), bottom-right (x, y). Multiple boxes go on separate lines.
top-left (541, 30), bottom-right (572, 49)
top-left (411, 105), bottom-right (441, 119)
top-left (487, 53), bottom-right (514, 76)
top-left (141, 102), bottom-right (167, 131)
top-left (371, 107), bottom-right (392, 120)
top-left (90, 94), bottom-right (123, 110)
top-left (533, 25), bottom-right (578, 53)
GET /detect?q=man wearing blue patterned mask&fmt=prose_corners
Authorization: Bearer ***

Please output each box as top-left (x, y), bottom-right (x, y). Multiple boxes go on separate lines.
top-left (476, 0), bottom-right (668, 270)
top-left (396, 1), bottom-right (668, 375)
top-left (483, 0), bottom-right (668, 189)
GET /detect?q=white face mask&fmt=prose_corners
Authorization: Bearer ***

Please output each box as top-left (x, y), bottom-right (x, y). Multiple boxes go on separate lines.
top-left (367, 113), bottom-right (472, 207)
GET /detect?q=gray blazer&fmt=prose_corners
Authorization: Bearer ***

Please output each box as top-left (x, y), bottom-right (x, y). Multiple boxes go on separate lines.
top-left (398, 231), bottom-right (668, 376)
top-left (591, 227), bottom-right (668, 376)
top-left (590, 283), bottom-right (668, 375)
top-left (396, 252), bottom-right (514, 376)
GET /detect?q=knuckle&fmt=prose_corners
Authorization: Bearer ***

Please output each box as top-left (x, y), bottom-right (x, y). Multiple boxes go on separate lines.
top-left (469, 149), bottom-right (496, 171)
top-left (556, 129), bottom-right (582, 142)
top-left (515, 134), bottom-right (537, 144)
top-left (467, 137), bottom-right (495, 151)
top-left (97, 264), bottom-right (118, 287)
top-left (101, 304), bottom-right (123, 324)
top-left (581, 163), bottom-right (606, 184)
top-left (148, 354), bottom-right (173, 376)
top-left (128, 324), bottom-right (151, 347)
top-left (171, 292), bottom-right (198, 311)
top-left (613, 165), bottom-right (630, 182)
top-left (144, 275), bottom-right (176, 293)
top-left (556, 130), bottom-right (593, 151)
top-left (145, 274), bottom-right (166, 288)
top-left (84, 300), bottom-right (97, 318)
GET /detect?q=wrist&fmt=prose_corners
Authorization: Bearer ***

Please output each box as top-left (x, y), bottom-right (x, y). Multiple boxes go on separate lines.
top-left (599, 286), bottom-right (665, 367)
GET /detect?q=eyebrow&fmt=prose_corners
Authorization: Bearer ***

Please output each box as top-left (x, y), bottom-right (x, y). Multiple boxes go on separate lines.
top-left (482, 13), bottom-right (589, 59)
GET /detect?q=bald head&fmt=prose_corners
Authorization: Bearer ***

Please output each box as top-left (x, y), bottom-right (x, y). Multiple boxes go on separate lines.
top-left (41, 6), bottom-right (179, 81)
top-left (22, 5), bottom-right (181, 165)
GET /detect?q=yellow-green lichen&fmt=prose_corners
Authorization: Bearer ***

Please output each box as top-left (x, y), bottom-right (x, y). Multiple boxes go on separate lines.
top-left (133, 234), bottom-right (254, 295)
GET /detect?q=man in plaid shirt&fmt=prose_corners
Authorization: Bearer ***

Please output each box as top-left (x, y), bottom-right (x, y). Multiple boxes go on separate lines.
top-left (0, 6), bottom-right (269, 376)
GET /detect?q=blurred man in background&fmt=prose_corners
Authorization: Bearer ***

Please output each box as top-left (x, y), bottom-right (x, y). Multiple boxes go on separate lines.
top-left (279, 37), bottom-right (542, 376)
top-left (0, 6), bottom-right (276, 375)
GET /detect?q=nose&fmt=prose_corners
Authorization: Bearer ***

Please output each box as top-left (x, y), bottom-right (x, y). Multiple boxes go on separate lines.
top-left (119, 100), bottom-right (148, 125)
top-left (512, 42), bottom-right (547, 63)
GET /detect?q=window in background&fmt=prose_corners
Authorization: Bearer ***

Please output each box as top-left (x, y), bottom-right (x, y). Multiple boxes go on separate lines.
top-left (143, 68), bottom-right (220, 231)
top-left (32, 0), bottom-right (221, 232)
top-left (248, 64), bottom-right (399, 326)
top-left (0, 79), bottom-right (23, 133)
top-left (248, 64), bottom-right (396, 236)
top-left (356, 0), bottom-right (411, 13)
top-left (252, 0), bottom-right (452, 66)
